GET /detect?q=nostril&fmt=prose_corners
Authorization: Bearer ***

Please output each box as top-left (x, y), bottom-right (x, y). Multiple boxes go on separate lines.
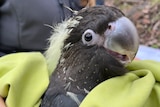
top-left (108, 24), bottom-right (112, 29)
top-left (104, 22), bottom-right (116, 36)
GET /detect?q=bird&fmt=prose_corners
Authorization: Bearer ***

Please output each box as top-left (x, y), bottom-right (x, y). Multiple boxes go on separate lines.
top-left (41, 5), bottom-right (139, 107)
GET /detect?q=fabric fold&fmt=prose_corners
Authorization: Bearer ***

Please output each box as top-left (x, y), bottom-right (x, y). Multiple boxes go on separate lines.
top-left (0, 52), bottom-right (49, 107)
top-left (80, 60), bottom-right (160, 107)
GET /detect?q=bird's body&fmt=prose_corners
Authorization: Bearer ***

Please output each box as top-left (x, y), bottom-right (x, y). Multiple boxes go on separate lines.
top-left (41, 5), bottom-right (139, 107)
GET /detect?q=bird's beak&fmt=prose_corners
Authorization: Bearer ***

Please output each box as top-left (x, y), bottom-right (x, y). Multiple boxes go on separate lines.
top-left (104, 17), bottom-right (139, 64)
top-left (122, 51), bottom-right (136, 64)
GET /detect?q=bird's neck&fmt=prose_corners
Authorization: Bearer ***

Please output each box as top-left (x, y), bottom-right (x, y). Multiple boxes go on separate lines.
top-left (51, 47), bottom-right (109, 94)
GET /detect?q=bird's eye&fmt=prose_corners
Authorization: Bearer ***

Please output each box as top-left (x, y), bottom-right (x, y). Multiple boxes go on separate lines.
top-left (84, 33), bottom-right (93, 42)
top-left (82, 29), bottom-right (97, 46)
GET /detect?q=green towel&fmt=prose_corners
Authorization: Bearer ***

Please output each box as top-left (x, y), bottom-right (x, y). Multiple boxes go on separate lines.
top-left (80, 60), bottom-right (160, 107)
top-left (0, 52), bottom-right (160, 107)
top-left (0, 52), bottom-right (49, 107)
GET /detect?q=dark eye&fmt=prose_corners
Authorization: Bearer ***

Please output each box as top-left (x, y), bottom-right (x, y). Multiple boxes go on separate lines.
top-left (84, 33), bottom-right (93, 42)
top-left (82, 29), bottom-right (98, 46)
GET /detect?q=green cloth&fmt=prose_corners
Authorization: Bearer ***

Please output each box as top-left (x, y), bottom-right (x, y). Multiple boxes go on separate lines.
top-left (80, 60), bottom-right (160, 107)
top-left (0, 52), bottom-right (160, 107)
top-left (0, 52), bottom-right (49, 107)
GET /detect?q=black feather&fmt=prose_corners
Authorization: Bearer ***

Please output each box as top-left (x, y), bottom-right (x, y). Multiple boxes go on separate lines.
top-left (65, 5), bottom-right (124, 44)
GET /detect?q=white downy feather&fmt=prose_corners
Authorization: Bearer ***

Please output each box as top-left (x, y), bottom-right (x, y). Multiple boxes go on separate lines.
top-left (45, 16), bottom-right (82, 75)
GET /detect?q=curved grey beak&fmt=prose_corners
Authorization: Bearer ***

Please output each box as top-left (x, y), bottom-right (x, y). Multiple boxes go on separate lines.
top-left (104, 17), bottom-right (139, 64)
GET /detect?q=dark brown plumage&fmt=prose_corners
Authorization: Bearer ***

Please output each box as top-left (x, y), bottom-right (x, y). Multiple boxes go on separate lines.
top-left (41, 5), bottom-right (139, 107)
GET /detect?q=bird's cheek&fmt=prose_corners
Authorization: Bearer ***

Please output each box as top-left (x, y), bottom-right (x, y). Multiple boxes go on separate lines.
top-left (96, 36), bottom-right (105, 46)
top-left (103, 22), bottom-right (116, 49)
top-left (103, 36), bottom-right (112, 50)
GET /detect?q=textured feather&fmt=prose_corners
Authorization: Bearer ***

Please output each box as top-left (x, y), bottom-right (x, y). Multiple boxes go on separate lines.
top-left (45, 17), bottom-right (82, 74)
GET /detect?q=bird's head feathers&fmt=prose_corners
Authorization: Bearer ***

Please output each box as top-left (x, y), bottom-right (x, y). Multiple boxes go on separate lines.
top-left (64, 6), bottom-right (139, 64)
top-left (45, 5), bottom-right (139, 73)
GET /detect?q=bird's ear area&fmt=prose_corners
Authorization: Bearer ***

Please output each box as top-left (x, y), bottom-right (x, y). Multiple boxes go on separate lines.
top-left (64, 27), bottom-right (82, 45)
